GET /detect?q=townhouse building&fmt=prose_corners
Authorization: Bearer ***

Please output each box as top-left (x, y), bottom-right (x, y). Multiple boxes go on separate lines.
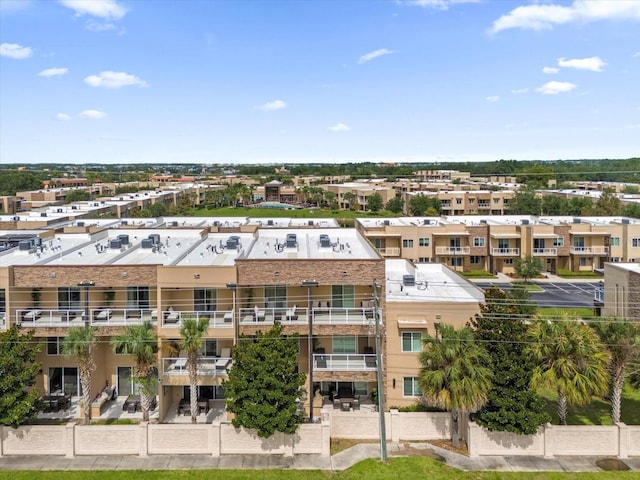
top-left (597, 262), bottom-right (640, 320)
top-left (402, 190), bottom-right (515, 216)
top-left (0, 217), bottom-right (484, 420)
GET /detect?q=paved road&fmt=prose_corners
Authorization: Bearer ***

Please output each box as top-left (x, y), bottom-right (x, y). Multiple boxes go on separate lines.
top-left (474, 281), bottom-right (599, 309)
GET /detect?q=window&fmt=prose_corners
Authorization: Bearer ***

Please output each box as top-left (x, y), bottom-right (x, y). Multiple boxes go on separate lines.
top-left (402, 239), bottom-right (414, 248)
top-left (418, 257), bottom-right (430, 263)
top-left (401, 332), bottom-right (422, 352)
top-left (611, 257), bottom-right (621, 263)
top-left (332, 335), bottom-right (356, 353)
top-left (194, 289), bottom-right (216, 312)
top-left (450, 257), bottom-right (462, 267)
top-left (473, 237), bottom-right (485, 247)
top-left (58, 287), bottom-right (80, 310)
top-left (371, 238), bottom-right (382, 249)
top-left (332, 285), bottom-right (355, 308)
top-left (127, 286), bottom-right (150, 309)
top-left (610, 237), bottom-right (620, 247)
top-left (456, 198), bottom-right (462, 204)
top-left (49, 367), bottom-right (79, 396)
top-left (264, 285), bottom-right (287, 309)
top-left (202, 339), bottom-right (217, 357)
top-left (47, 337), bottom-right (64, 355)
top-left (553, 237), bottom-right (564, 247)
top-left (0, 289), bottom-right (5, 313)
top-left (579, 257), bottom-right (588, 267)
top-left (419, 237), bottom-right (430, 247)
top-left (403, 377), bottom-right (422, 397)
top-left (493, 198), bottom-right (500, 204)
top-left (470, 256), bottom-right (481, 264)
top-left (633, 238), bottom-right (640, 248)
top-left (504, 259), bottom-right (514, 264)
top-left (573, 236), bottom-right (585, 248)
top-left (468, 198), bottom-right (475, 204)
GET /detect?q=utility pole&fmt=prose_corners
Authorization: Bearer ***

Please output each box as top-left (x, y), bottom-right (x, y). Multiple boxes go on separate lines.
top-left (372, 279), bottom-right (387, 463)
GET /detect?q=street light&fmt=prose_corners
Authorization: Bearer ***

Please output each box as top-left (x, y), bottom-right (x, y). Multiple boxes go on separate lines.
top-left (77, 281), bottom-right (95, 328)
top-left (301, 280), bottom-right (319, 422)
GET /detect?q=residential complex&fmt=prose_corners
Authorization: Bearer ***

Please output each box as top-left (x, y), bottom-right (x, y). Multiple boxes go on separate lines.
top-left (0, 217), bottom-right (485, 421)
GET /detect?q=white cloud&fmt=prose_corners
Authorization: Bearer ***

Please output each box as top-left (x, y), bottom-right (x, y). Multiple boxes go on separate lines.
top-left (634, 52), bottom-right (640, 58)
top-left (84, 71), bottom-right (147, 89)
top-left (56, 113), bottom-right (71, 121)
top-left (543, 66), bottom-right (559, 74)
top-left (485, 96), bottom-right (499, 102)
top-left (511, 88), bottom-right (529, 94)
top-left (627, 124), bottom-right (640, 129)
top-left (257, 100), bottom-right (287, 111)
top-left (38, 67), bottom-right (68, 77)
top-left (59, 0), bottom-right (127, 19)
top-left (85, 20), bottom-right (118, 32)
top-left (328, 123), bottom-right (351, 132)
top-left (0, 42), bottom-right (32, 59)
top-left (358, 48), bottom-right (395, 64)
top-left (403, 0), bottom-right (479, 9)
top-left (79, 110), bottom-right (107, 119)
top-left (536, 81), bottom-right (577, 95)
top-left (558, 56), bottom-right (606, 72)
top-left (491, 0), bottom-right (640, 33)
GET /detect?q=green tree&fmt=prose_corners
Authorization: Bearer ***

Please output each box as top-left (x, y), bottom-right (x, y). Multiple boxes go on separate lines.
top-left (567, 196), bottom-right (595, 216)
top-left (508, 189), bottom-right (541, 215)
top-left (419, 325), bottom-right (492, 446)
top-left (367, 193), bottom-right (383, 212)
top-left (223, 323), bottom-right (305, 438)
top-left (541, 195), bottom-right (569, 215)
top-left (180, 318), bottom-right (209, 423)
top-left (409, 195), bottom-right (441, 216)
top-left (63, 190), bottom-right (90, 204)
top-left (111, 321), bottom-right (158, 422)
top-left (342, 192), bottom-right (356, 211)
top-left (62, 327), bottom-right (98, 425)
top-left (0, 327), bottom-right (43, 427)
top-left (528, 318), bottom-right (609, 425)
top-left (514, 255), bottom-right (544, 283)
top-left (385, 196), bottom-right (404, 214)
top-left (594, 188), bottom-right (624, 216)
top-left (470, 287), bottom-right (549, 434)
top-left (623, 203), bottom-right (640, 219)
top-left (516, 164), bottom-right (555, 189)
top-left (590, 318), bottom-right (640, 424)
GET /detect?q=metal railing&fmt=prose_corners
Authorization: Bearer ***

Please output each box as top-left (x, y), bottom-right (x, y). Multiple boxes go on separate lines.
top-left (312, 307), bottom-right (380, 325)
top-left (435, 246), bottom-right (471, 255)
top-left (159, 310), bottom-right (234, 328)
top-left (313, 353), bottom-right (377, 371)
top-left (90, 308), bottom-right (156, 326)
top-left (239, 307), bottom-right (308, 325)
top-left (533, 248), bottom-right (558, 256)
top-left (16, 309), bottom-right (84, 327)
top-left (570, 246), bottom-right (609, 255)
top-left (162, 356), bottom-right (232, 375)
top-left (491, 247), bottom-right (520, 256)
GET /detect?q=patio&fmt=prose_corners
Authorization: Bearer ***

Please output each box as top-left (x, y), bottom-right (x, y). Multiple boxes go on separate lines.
top-left (36, 396), bottom-right (161, 423)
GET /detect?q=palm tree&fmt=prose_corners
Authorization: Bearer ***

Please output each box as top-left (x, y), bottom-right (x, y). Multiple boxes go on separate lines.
top-left (180, 318), bottom-right (209, 423)
top-left (419, 325), bottom-right (492, 447)
top-left (342, 192), bottom-right (356, 211)
top-left (111, 321), bottom-right (158, 422)
top-left (62, 327), bottom-right (98, 425)
top-left (590, 317), bottom-right (640, 424)
top-left (528, 318), bottom-right (609, 425)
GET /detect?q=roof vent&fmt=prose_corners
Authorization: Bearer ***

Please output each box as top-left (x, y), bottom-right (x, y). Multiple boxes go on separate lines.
top-left (403, 275), bottom-right (415, 287)
top-left (319, 234), bottom-right (331, 248)
top-left (109, 239), bottom-right (122, 249)
top-left (141, 238), bottom-right (154, 249)
top-left (286, 233), bottom-right (297, 249)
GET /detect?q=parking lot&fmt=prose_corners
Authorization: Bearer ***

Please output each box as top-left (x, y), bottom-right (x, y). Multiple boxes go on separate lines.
top-left (474, 281), bottom-right (600, 309)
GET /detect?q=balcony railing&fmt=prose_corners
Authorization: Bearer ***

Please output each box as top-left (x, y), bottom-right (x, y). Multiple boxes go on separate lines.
top-left (159, 310), bottom-right (234, 328)
top-left (162, 356), bottom-right (232, 375)
top-left (17, 309), bottom-right (84, 327)
top-left (313, 353), bottom-right (377, 371)
top-left (533, 248), bottom-right (557, 256)
top-left (594, 287), bottom-right (604, 303)
top-left (90, 308), bottom-right (156, 326)
top-left (378, 247), bottom-right (401, 257)
top-left (491, 247), bottom-right (520, 256)
top-left (313, 307), bottom-right (380, 325)
top-left (570, 246), bottom-right (609, 255)
top-left (239, 307), bottom-right (309, 325)
top-left (435, 246), bottom-right (471, 255)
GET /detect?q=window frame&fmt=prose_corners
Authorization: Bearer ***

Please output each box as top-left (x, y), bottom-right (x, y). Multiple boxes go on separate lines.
top-left (401, 332), bottom-right (422, 353)
top-left (403, 377), bottom-right (422, 397)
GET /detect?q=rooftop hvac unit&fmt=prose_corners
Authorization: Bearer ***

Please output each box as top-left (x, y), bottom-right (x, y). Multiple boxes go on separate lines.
top-left (286, 233), bottom-right (297, 249)
top-left (71, 206), bottom-right (78, 210)
top-left (57, 208), bottom-right (63, 213)
top-left (573, 218), bottom-right (581, 224)
top-left (403, 275), bottom-right (416, 287)
top-left (423, 219), bottom-right (431, 225)
top-left (169, 221), bottom-right (178, 227)
top-left (622, 219), bottom-right (630, 224)
top-left (109, 239), bottom-right (122, 249)
top-left (33, 237), bottom-right (42, 246)
top-left (383, 220), bottom-right (390, 226)
top-left (19, 240), bottom-right (31, 251)
top-left (141, 238), bottom-right (154, 249)
top-left (521, 219), bottom-right (529, 225)
top-left (308, 220), bottom-right (314, 226)
top-left (267, 220), bottom-right (274, 226)
top-left (148, 233), bottom-right (160, 245)
top-left (480, 219), bottom-right (488, 224)
top-left (40, 213), bottom-right (47, 217)
top-left (77, 222), bottom-right (85, 227)
top-left (226, 236), bottom-right (240, 250)
top-left (117, 234), bottom-right (130, 245)
top-left (12, 216), bottom-right (20, 221)
top-left (319, 234), bottom-right (331, 248)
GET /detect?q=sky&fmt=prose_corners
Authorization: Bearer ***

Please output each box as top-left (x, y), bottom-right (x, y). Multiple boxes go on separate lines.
top-left (0, 0), bottom-right (639, 165)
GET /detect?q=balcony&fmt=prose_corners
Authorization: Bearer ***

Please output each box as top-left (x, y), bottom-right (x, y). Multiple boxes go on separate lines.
top-left (435, 246), bottom-right (470, 255)
top-left (0, 311), bottom-right (6, 330)
top-left (158, 310), bottom-right (234, 328)
top-left (491, 247), bottom-right (520, 256)
top-left (570, 246), bottom-right (609, 255)
top-left (17, 309), bottom-right (84, 327)
top-left (162, 356), bottom-right (232, 375)
top-left (313, 353), bottom-right (377, 371)
top-left (378, 247), bottom-right (401, 257)
top-left (239, 307), bottom-right (309, 325)
top-left (313, 307), bottom-right (379, 325)
top-left (89, 308), bottom-right (156, 326)
top-left (533, 248), bottom-right (557, 256)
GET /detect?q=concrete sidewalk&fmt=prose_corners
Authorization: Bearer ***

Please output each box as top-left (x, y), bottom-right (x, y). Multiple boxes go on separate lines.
top-left (1, 442), bottom-right (639, 472)
top-left (466, 272), bottom-right (602, 284)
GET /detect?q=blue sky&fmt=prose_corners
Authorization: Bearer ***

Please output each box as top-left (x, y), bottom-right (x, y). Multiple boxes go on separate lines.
top-left (1, 0), bottom-right (639, 165)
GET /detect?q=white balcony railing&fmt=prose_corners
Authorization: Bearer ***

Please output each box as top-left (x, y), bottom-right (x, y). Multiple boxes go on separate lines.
top-left (491, 247), bottom-right (520, 256)
top-left (313, 353), bottom-right (377, 371)
top-left (533, 248), bottom-right (558, 256)
top-left (90, 308), bottom-right (156, 326)
top-left (378, 247), bottom-right (401, 257)
top-left (239, 307), bottom-right (309, 325)
top-left (162, 356), bottom-right (232, 375)
top-left (435, 246), bottom-right (471, 255)
top-left (570, 246), bottom-right (609, 255)
top-left (313, 307), bottom-right (380, 325)
top-left (17, 309), bottom-right (84, 327)
top-left (158, 310), bottom-right (234, 328)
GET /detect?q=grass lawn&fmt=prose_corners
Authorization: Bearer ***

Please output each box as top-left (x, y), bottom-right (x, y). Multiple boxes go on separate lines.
top-left (539, 384), bottom-right (640, 425)
top-left (2, 457), bottom-right (639, 480)
top-left (537, 307), bottom-right (595, 319)
top-left (460, 270), bottom-right (497, 279)
top-left (511, 281), bottom-right (544, 292)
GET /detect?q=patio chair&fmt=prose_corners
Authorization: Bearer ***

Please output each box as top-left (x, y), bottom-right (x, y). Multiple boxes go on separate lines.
top-left (333, 399), bottom-right (342, 410)
top-left (352, 399), bottom-right (360, 410)
top-left (215, 347), bottom-right (232, 370)
top-left (285, 305), bottom-right (298, 322)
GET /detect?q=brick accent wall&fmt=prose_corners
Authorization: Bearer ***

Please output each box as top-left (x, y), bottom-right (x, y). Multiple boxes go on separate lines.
top-left (13, 265), bottom-right (158, 288)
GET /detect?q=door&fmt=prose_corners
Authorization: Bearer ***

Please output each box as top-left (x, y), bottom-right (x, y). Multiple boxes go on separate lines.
top-left (117, 366), bottom-right (134, 397)
top-left (49, 367), bottom-right (79, 395)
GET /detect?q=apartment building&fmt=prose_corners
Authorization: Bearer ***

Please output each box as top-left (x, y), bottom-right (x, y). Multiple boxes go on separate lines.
top-left (414, 170), bottom-right (471, 182)
top-left (356, 215), bottom-right (640, 275)
top-left (323, 183), bottom-right (395, 211)
top-left (598, 262), bottom-right (640, 320)
top-left (0, 217), bottom-right (484, 419)
top-left (403, 190), bottom-right (515, 216)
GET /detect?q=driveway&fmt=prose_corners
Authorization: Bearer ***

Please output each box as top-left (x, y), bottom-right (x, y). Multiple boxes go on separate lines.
top-left (473, 281), bottom-right (599, 309)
